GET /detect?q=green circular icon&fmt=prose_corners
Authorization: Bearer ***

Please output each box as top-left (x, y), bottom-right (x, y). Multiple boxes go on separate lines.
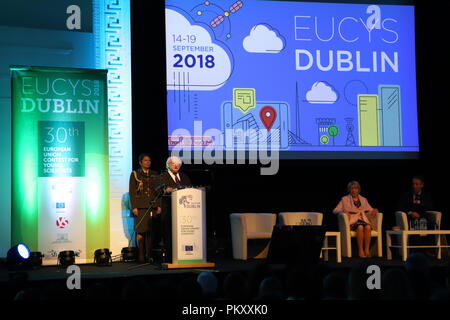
top-left (328, 125), bottom-right (339, 137)
top-left (320, 135), bottom-right (329, 145)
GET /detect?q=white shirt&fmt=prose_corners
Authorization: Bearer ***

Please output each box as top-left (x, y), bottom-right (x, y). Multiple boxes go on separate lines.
top-left (167, 170), bottom-right (180, 184)
top-left (413, 191), bottom-right (422, 204)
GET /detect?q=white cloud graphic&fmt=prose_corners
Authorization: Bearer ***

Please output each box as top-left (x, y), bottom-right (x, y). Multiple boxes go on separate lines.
top-left (306, 81), bottom-right (338, 104)
top-left (243, 24), bottom-right (284, 53)
top-left (166, 9), bottom-right (232, 91)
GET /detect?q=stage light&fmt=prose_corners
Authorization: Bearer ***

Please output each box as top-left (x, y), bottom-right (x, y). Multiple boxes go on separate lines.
top-left (29, 252), bottom-right (44, 267)
top-left (94, 248), bottom-right (112, 266)
top-left (57, 250), bottom-right (76, 267)
top-left (6, 243), bottom-right (31, 269)
top-left (121, 247), bottom-right (137, 262)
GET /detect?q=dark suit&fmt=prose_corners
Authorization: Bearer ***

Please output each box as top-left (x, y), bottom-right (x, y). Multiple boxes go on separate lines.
top-left (397, 190), bottom-right (436, 248)
top-left (160, 170), bottom-right (192, 262)
top-left (160, 170), bottom-right (192, 189)
top-left (397, 190), bottom-right (434, 220)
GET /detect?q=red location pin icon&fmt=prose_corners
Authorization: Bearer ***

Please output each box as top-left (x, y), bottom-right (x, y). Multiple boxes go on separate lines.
top-left (260, 105), bottom-right (277, 131)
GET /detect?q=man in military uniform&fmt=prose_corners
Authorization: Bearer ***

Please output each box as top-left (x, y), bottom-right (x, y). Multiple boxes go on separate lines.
top-left (129, 153), bottom-right (162, 263)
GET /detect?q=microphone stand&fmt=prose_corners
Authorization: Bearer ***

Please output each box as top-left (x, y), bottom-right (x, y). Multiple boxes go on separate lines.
top-left (128, 182), bottom-right (166, 271)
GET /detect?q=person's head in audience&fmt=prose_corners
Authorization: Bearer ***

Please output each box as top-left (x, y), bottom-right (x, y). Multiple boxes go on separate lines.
top-left (121, 278), bottom-right (150, 300)
top-left (430, 288), bottom-right (450, 300)
top-left (197, 272), bottom-right (218, 298)
top-left (151, 278), bottom-right (177, 300)
top-left (285, 267), bottom-right (306, 300)
top-left (406, 252), bottom-right (430, 275)
top-left (248, 264), bottom-right (273, 298)
top-left (257, 276), bottom-right (284, 300)
top-left (41, 282), bottom-right (70, 300)
top-left (223, 272), bottom-right (249, 300)
top-left (405, 253), bottom-right (431, 299)
top-left (381, 268), bottom-right (412, 300)
top-left (323, 271), bottom-right (347, 300)
top-left (412, 175), bottom-right (425, 195)
top-left (347, 262), bottom-right (380, 300)
top-left (13, 287), bottom-right (41, 301)
top-left (305, 264), bottom-right (330, 300)
top-left (177, 277), bottom-right (204, 300)
top-left (85, 282), bottom-right (110, 300)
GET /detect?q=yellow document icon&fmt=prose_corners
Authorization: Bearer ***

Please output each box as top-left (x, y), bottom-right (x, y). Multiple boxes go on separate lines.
top-left (233, 88), bottom-right (256, 113)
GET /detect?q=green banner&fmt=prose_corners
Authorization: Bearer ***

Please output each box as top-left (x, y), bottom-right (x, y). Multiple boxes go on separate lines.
top-left (11, 65), bottom-right (109, 264)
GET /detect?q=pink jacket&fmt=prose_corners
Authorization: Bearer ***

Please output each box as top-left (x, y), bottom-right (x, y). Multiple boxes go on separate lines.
top-left (333, 194), bottom-right (375, 227)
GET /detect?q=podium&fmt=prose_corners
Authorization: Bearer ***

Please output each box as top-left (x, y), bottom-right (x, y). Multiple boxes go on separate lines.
top-left (162, 187), bottom-right (215, 269)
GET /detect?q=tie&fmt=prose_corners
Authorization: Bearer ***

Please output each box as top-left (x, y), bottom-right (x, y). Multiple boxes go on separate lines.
top-left (174, 174), bottom-right (181, 186)
top-left (414, 194), bottom-right (421, 204)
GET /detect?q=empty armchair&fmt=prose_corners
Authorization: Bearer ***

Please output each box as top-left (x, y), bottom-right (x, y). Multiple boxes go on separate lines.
top-left (230, 213), bottom-right (276, 260)
top-left (278, 212), bottom-right (323, 226)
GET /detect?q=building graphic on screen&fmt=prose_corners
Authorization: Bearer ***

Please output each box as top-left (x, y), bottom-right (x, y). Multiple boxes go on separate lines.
top-left (358, 95), bottom-right (381, 147)
top-left (379, 85), bottom-right (403, 146)
top-left (316, 118), bottom-right (336, 146)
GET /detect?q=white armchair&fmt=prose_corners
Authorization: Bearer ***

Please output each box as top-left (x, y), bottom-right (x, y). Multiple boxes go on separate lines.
top-left (278, 212), bottom-right (323, 226)
top-left (230, 213), bottom-right (276, 260)
top-left (337, 212), bottom-right (383, 257)
top-left (395, 211), bottom-right (442, 230)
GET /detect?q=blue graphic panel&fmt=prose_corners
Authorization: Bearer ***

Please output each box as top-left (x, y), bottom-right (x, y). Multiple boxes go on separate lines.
top-left (165, 0), bottom-right (419, 154)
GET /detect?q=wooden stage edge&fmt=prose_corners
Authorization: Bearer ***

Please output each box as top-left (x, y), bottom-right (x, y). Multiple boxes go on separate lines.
top-left (161, 262), bottom-right (216, 269)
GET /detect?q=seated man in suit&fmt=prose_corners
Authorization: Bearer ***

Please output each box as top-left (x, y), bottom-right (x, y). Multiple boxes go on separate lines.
top-left (397, 175), bottom-right (436, 255)
top-left (397, 175), bottom-right (435, 228)
top-left (160, 156), bottom-right (192, 192)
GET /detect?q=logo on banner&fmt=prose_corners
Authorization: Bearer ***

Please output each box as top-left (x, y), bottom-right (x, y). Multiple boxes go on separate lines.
top-left (56, 216), bottom-right (69, 229)
top-left (179, 195), bottom-right (192, 206)
top-left (56, 202), bottom-right (66, 209)
top-left (182, 243), bottom-right (197, 252)
top-left (179, 195), bottom-right (200, 209)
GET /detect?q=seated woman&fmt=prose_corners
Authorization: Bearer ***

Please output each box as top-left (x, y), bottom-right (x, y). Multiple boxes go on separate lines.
top-left (333, 181), bottom-right (379, 258)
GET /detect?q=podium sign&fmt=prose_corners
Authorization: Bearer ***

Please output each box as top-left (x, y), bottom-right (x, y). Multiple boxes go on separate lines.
top-left (164, 187), bottom-right (214, 269)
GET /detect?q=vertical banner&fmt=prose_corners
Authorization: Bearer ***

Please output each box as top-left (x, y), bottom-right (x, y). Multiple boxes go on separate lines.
top-left (11, 66), bottom-right (109, 264)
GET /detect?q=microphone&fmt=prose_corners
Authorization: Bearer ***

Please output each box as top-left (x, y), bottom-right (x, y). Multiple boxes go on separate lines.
top-left (154, 184), bottom-right (166, 192)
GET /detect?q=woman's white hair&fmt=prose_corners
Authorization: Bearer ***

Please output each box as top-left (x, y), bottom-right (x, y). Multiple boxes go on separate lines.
top-left (166, 156), bottom-right (182, 167)
top-left (347, 180), bottom-right (361, 192)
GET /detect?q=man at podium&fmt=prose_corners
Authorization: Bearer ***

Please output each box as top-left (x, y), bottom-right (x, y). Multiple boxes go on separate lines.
top-left (160, 156), bottom-right (192, 262)
top-left (160, 156), bottom-right (192, 192)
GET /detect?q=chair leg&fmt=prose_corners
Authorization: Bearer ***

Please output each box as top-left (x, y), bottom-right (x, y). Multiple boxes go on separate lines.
top-left (401, 232), bottom-right (408, 262)
top-left (341, 233), bottom-right (347, 257)
top-left (386, 233), bottom-right (392, 260)
top-left (336, 235), bottom-right (342, 263)
top-left (377, 235), bottom-right (382, 257)
top-left (347, 237), bottom-right (352, 258)
top-left (243, 239), bottom-right (248, 260)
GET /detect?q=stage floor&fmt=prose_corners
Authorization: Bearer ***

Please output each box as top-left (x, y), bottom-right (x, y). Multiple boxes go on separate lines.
top-left (1, 256), bottom-right (449, 283)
